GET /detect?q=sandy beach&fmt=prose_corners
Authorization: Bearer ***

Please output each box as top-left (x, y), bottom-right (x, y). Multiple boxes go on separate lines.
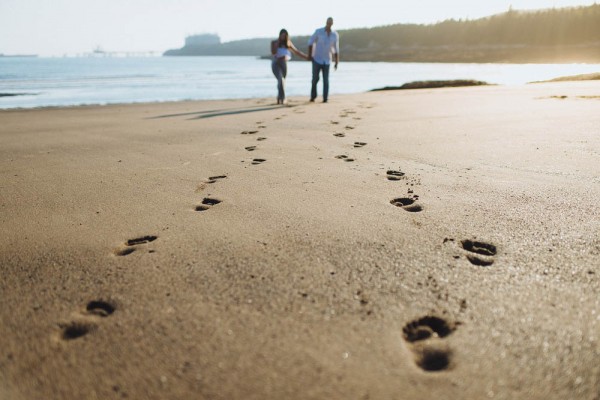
top-left (1, 82), bottom-right (599, 399)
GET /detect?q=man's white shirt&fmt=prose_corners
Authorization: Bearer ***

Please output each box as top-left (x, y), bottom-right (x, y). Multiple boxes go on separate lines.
top-left (308, 27), bottom-right (339, 65)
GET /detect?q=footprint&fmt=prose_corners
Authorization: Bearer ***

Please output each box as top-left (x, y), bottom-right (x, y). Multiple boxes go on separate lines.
top-left (257, 125), bottom-right (267, 129)
top-left (241, 130), bottom-right (258, 135)
top-left (413, 347), bottom-right (453, 372)
top-left (245, 146), bottom-right (257, 151)
top-left (197, 175), bottom-right (227, 193)
top-left (57, 300), bottom-right (116, 342)
top-left (59, 321), bottom-right (97, 341)
top-left (403, 316), bottom-right (455, 342)
top-left (390, 197), bottom-right (423, 213)
top-left (331, 121), bottom-right (340, 125)
top-left (460, 239), bottom-right (497, 266)
top-left (195, 197), bottom-right (222, 211)
top-left (126, 236), bottom-right (157, 246)
top-left (252, 158), bottom-right (266, 165)
top-left (402, 316), bottom-right (457, 372)
top-left (333, 133), bottom-right (346, 138)
top-left (85, 300), bottom-right (116, 318)
top-left (114, 247), bottom-right (136, 256)
top-left (345, 126), bottom-right (355, 130)
top-left (257, 137), bottom-right (267, 141)
top-left (353, 142), bottom-right (367, 148)
top-left (386, 170), bottom-right (405, 181)
top-left (114, 235), bottom-right (158, 256)
top-left (335, 155), bottom-right (355, 162)
top-left (204, 175), bottom-right (227, 184)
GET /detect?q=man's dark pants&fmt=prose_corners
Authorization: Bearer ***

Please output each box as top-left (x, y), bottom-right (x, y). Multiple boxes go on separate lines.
top-left (311, 61), bottom-right (330, 102)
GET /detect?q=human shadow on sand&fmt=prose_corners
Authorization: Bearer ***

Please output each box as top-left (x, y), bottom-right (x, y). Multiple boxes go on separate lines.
top-left (149, 105), bottom-right (287, 120)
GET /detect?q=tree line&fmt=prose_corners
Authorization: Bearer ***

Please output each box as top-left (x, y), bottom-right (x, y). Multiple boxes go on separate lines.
top-left (165, 4), bottom-right (600, 63)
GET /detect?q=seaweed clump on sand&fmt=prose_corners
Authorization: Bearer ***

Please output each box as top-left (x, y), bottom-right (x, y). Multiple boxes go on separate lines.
top-left (371, 80), bottom-right (489, 91)
top-left (529, 72), bottom-right (600, 84)
top-left (0, 92), bottom-right (39, 97)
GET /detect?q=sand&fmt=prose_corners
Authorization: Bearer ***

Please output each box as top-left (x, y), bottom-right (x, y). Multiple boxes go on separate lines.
top-left (1, 82), bottom-right (599, 400)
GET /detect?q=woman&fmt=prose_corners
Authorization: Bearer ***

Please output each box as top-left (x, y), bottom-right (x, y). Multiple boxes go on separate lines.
top-left (271, 29), bottom-right (308, 104)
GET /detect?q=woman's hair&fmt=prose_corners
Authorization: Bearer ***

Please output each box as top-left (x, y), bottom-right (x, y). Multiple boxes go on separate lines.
top-left (278, 29), bottom-right (289, 48)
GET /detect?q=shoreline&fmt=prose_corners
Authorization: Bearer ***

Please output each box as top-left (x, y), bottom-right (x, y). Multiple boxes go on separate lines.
top-left (1, 83), bottom-right (599, 399)
top-left (1, 75), bottom-right (598, 112)
top-left (2, 57), bottom-right (600, 110)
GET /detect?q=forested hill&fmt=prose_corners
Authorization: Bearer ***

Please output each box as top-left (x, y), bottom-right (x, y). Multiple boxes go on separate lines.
top-left (164, 4), bottom-right (600, 63)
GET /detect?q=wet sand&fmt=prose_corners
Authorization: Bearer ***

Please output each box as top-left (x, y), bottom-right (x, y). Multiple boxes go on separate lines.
top-left (1, 82), bottom-right (599, 399)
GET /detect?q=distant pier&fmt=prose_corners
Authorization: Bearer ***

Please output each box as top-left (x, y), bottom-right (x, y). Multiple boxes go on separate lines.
top-left (79, 49), bottom-right (159, 58)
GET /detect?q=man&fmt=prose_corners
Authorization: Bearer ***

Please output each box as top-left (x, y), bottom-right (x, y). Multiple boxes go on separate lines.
top-left (308, 17), bottom-right (339, 103)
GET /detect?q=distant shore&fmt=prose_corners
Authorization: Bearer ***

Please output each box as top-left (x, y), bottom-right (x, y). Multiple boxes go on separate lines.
top-left (0, 93), bottom-right (39, 97)
top-left (165, 4), bottom-right (600, 64)
top-left (0, 54), bottom-right (38, 58)
top-left (166, 43), bottom-right (600, 64)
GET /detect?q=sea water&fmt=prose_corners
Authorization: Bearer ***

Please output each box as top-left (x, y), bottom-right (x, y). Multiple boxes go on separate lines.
top-left (1, 56), bottom-right (599, 109)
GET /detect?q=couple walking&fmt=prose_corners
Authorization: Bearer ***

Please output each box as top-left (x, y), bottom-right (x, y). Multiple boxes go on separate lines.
top-left (271, 17), bottom-right (339, 104)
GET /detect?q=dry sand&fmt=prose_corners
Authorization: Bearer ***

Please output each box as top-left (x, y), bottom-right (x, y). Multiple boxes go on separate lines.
top-left (1, 82), bottom-right (599, 400)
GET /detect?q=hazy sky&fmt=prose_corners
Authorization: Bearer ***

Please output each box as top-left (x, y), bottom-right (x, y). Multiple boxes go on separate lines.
top-left (1, 0), bottom-right (597, 56)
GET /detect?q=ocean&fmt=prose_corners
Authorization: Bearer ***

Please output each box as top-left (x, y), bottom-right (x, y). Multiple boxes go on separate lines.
top-left (1, 56), bottom-right (599, 109)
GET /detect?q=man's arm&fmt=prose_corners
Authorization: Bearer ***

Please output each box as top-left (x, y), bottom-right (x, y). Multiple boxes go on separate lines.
top-left (333, 32), bottom-right (340, 70)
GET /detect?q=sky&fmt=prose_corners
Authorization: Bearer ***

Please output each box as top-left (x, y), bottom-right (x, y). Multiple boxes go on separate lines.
top-left (0, 0), bottom-right (598, 56)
